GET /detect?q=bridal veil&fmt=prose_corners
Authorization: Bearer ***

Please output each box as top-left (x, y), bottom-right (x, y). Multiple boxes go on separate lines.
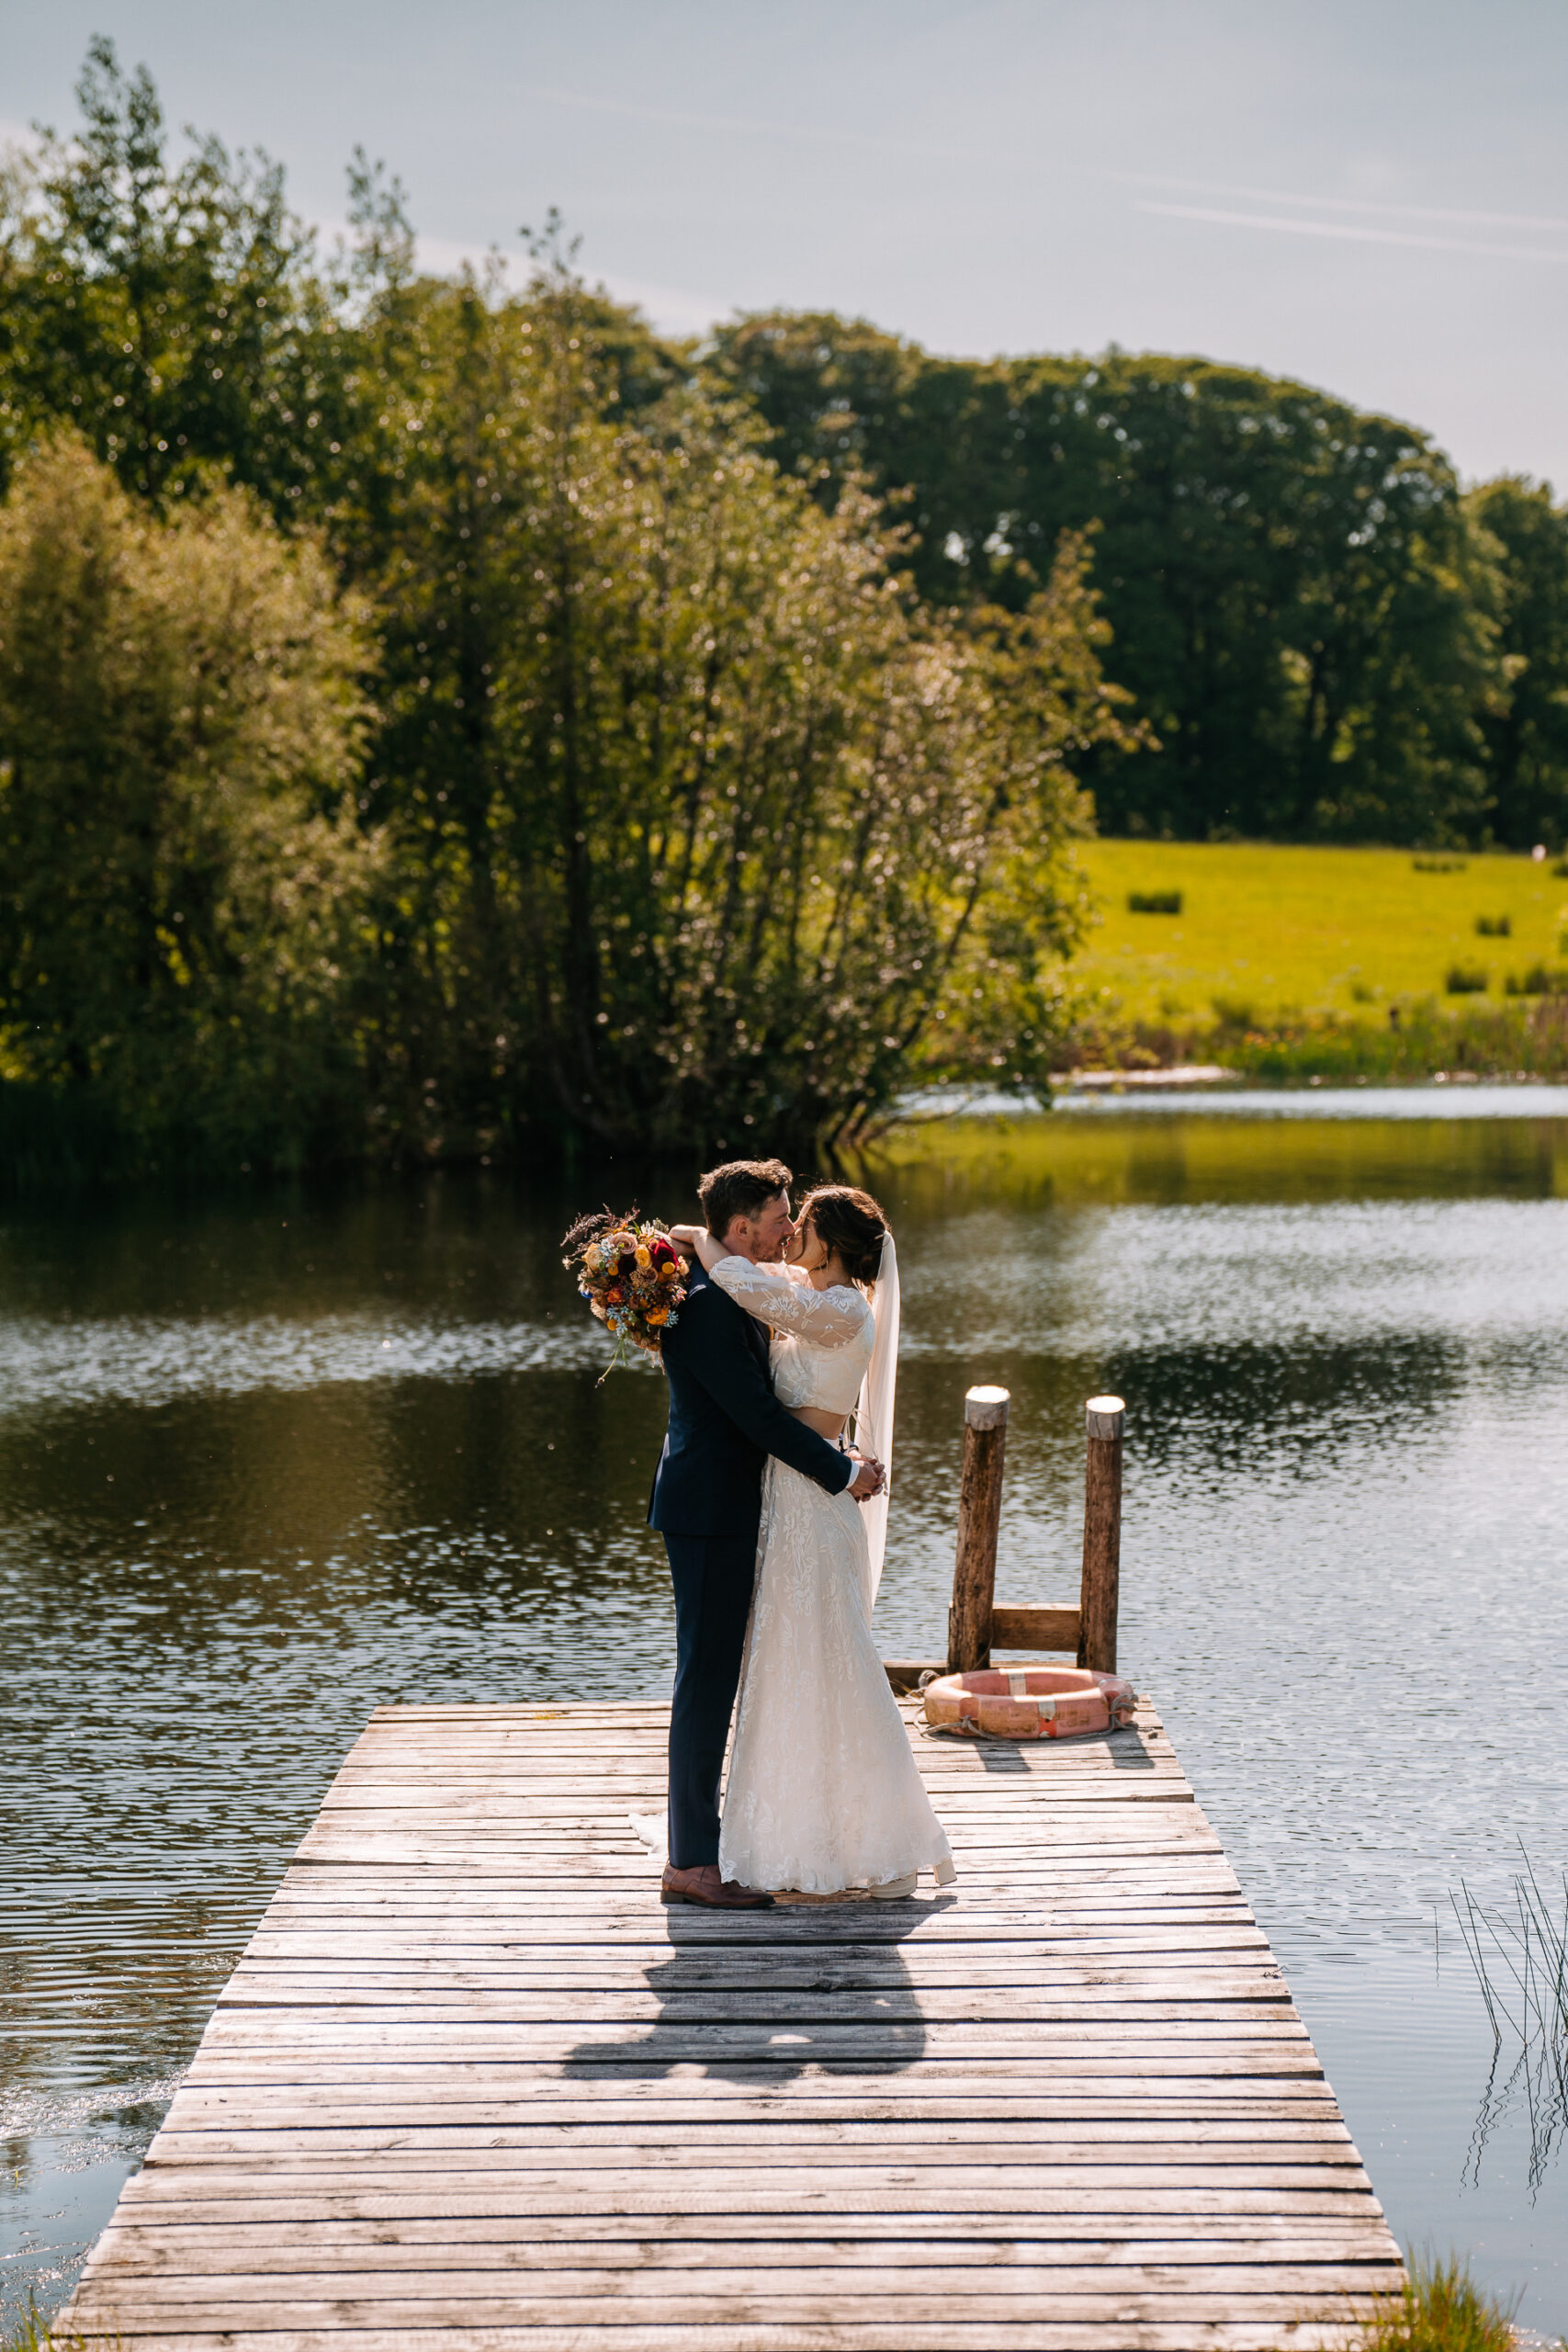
top-left (856, 1231), bottom-right (899, 1602)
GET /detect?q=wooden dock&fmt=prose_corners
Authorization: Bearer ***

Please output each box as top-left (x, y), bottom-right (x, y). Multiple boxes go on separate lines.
top-left (64, 1696), bottom-right (1403, 2350)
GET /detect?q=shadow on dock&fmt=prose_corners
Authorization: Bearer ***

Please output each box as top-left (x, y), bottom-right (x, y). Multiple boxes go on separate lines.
top-left (561, 1902), bottom-right (953, 2082)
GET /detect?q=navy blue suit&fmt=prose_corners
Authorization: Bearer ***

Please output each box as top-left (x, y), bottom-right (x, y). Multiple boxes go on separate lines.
top-left (649, 1259), bottom-right (853, 1868)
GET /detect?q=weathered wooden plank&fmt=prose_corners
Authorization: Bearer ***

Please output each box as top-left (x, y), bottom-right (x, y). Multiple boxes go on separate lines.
top-left (185, 2056), bottom-right (1335, 2093)
top-left (68, 2278), bottom-right (1395, 2317)
top-left (80, 2235), bottom-right (1403, 2276)
top-left (144, 2143), bottom-right (1372, 2188)
top-left (84, 2222), bottom-right (1397, 2258)
top-left (83, 2213), bottom-right (1397, 2254)
top-left (162, 2107), bottom-right (1363, 2144)
top-left (152, 2119), bottom-right (1358, 2154)
top-left (240, 1926), bottom-right (1276, 1958)
top-left (111, 2181), bottom-right (1386, 2220)
top-left (168, 2076), bottom-right (1348, 2114)
top-left (210, 1985), bottom-right (1299, 2021)
top-left (220, 1965), bottom-right (1287, 1996)
top-left (120, 2154), bottom-right (1373, 2191)
top-left (32, 2327), bottom-right (1382, 2352)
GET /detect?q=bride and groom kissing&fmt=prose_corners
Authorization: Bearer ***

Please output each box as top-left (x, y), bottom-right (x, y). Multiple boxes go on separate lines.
top-left (649, 1157), bottom-right (954, 1909)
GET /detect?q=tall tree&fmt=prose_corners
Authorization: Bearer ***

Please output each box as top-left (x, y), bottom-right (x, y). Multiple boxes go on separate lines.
top-left (0, 37), bottom-right (314, 508)
top-left (1466, 476), bottom-right (1568, 851)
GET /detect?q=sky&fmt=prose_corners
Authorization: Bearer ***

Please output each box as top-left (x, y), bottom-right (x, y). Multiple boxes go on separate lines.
top-left (6, 0), bottom-right (1568, 487)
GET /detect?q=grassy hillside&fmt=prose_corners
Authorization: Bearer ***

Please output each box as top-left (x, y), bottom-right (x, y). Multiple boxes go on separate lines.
top-left (1069, 841), bottom-right (1568, 1024)
top-left (1059, 841), bottom-right (1568, 1077)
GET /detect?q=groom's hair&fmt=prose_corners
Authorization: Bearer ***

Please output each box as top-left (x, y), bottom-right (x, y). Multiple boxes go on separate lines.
top-left (698, 1158), bottom-right (793, 1239)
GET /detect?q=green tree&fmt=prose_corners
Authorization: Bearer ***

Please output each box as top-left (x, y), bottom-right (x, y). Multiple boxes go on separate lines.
top-left (356, 267), bottom-right (1137, 1156)
top-left (0, 435), bottom-right (380, 1167)
top-left (0, 37), bottom-right (316, 508)
top-left (1466, 476), bottom-right (1568, 851)
top-left (712, 319), bottom-right (1504, 846)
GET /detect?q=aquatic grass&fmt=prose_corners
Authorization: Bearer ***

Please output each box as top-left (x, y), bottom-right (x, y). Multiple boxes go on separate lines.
top-left (0, 2299), bottom-right (120, 2352)
top-left (1451, 1846), bottom-right (1568, 2189)
top-left (1349, 2254), bottom-right (1518, 2352)
top-left (1271, 2255), bottom-right (1520, 2352)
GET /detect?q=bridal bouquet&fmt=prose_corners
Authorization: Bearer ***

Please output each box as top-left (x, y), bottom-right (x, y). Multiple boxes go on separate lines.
top-left (560, 1210), bottom-right (688, 1381)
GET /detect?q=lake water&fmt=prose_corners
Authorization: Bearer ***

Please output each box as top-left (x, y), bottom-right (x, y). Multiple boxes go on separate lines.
top-left (4, 1090), bottom-right (1568, 2333)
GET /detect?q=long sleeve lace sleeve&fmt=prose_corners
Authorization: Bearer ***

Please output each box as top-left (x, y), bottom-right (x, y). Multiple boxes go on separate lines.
top-left (709, 1256), bottom-right (869, 1347)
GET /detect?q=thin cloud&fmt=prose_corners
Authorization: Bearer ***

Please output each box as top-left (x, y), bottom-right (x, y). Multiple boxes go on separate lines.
top-left (1137, 200), bottom-right (1568, 266)
top-left (1126, 173), bottom-right (1568, 238)
top-left (506, 86), bottom-right (1568, 259)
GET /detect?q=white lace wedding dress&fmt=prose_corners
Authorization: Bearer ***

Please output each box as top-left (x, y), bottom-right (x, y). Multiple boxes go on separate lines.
top-left (709, 1255), bottom-right (955, 1894)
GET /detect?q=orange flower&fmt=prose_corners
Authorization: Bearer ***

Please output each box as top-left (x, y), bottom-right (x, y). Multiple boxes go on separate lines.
top-left (646, 1306), bottom-right (670, 1326)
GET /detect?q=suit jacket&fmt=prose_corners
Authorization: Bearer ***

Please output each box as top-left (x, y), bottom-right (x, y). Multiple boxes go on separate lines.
top-left (648, 1260), bottom-right (855, 1539)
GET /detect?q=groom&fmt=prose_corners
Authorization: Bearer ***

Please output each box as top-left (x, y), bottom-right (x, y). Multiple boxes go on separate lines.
top-left (649, 1158), bottom-right (885, 1908)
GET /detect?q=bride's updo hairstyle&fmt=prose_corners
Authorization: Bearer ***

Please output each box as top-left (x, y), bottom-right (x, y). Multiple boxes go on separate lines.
top-left (797, 1183), bottom-right (888, 1290)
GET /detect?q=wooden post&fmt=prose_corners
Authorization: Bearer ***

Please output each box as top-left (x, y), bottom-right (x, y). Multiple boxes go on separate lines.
top-left (1078, 1394), bottom-right (1124, 1673)
top-left (947, 1385), bottom-right (1009, 1673)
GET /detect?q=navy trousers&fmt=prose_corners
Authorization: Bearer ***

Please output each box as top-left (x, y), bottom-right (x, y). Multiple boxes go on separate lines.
top-left (662, 1532), bottom-right (757, 1869)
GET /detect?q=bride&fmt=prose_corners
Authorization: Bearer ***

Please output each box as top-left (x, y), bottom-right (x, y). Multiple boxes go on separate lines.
top-left (672, 1185), bottom-right (954, 1898)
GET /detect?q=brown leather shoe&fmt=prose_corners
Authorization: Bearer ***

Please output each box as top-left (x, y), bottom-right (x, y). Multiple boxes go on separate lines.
top-left (661, 1861), bottom-right (774, 1908)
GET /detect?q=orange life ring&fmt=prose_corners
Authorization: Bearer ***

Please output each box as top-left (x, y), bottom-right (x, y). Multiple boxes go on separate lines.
top-left (922, 1665), bottom-right (1136, 1740)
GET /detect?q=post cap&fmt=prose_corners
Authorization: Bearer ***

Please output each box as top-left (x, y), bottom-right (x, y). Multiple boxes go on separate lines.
top-left (1086, 1394), bottom-right (1125, 1439)
top-left (964, 1384), bottom-right (1010, 1430)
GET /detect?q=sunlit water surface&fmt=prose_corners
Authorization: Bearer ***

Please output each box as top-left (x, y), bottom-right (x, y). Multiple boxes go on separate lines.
top-left (4, 1094), bottom-right (1568, 2329)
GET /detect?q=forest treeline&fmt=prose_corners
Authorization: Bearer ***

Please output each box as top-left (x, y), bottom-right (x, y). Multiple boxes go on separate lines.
top-left (707, 320), bottom-right (1568, 852)
top-left (1, 42), bottom-right (1565, 1174)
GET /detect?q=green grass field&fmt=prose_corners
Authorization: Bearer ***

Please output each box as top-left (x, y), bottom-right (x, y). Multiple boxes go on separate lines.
top-left (1067, 841), bottom-right (1568, 1028)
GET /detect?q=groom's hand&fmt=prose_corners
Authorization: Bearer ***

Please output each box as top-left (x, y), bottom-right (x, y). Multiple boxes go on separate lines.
top-left (848, 1455), bottom-right (886, 1501)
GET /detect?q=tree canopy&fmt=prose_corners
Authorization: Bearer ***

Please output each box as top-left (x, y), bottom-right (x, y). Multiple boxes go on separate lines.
top-left (709, 314), bottom-right (1522, 848)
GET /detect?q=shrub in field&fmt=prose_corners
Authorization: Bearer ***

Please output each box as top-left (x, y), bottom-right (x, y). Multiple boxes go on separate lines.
top-left (1445, 966), bottom-right (1488, 994)
top-left (1414, 855), bottom-right (1468, 872)
top-left (1504, 964), bottom-right (1568, 995)
top-left (1473, 914), bottom-right (1511, 936)
top-left (1127, 890), bottom-right (1182, 914)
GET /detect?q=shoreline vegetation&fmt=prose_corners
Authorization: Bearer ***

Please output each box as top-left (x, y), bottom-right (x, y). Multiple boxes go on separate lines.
top-left (3, 42), bottom-right (1568, 1187)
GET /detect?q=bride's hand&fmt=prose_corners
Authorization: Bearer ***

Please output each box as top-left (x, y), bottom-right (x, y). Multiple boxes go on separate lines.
top-left (668, 1221), bottom-right (724, 1272)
